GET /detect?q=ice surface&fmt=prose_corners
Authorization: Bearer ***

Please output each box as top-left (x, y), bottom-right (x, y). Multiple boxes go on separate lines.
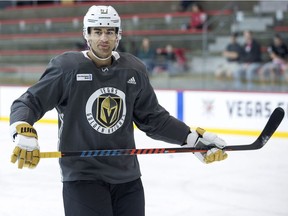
top-left (0, 122), bottom-right (287, 216)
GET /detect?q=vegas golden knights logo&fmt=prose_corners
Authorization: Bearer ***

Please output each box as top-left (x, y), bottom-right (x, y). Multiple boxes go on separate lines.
top-left (86, 87), bottom-right (126, 134)
top-left (97, 96), bottom-right (122, 128)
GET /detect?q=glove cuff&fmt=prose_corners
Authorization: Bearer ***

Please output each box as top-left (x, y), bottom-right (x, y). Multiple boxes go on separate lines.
top-left (186, 129), bottom-right (200, 147)
top-left (196, 127), bottom-right (206, 137)
top-left (10, 121), bottom-right (38, 141)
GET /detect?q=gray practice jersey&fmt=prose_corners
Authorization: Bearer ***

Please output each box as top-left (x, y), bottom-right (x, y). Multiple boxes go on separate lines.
top-left (10, 51), bottom-right (190, 184)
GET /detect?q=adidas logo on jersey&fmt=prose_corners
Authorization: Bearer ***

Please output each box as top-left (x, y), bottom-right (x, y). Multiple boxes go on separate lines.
top-left (127, 77), bottom-right (136, 85)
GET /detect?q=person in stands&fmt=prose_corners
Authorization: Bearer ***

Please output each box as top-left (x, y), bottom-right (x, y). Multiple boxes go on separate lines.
top-left (215, 32), bottom-right (242, 80)
top-left (233, 30), bottom-right (262, 90)
top-left (258, 34), bottom-right (288, 84)
top-left (136, 37), bottom-right (156, 75)
top-left (188, 3), bottom-right (207, 30)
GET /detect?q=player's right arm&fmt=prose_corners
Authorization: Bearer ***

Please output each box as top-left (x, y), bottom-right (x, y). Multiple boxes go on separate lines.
top-left (10, 57), bottom-right (68, 169)
top-left (10, 121), bottom-right (40, 169)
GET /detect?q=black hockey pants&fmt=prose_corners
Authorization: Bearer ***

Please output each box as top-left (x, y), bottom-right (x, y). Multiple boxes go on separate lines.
top-left (63, 178), bottom-right (145, 216)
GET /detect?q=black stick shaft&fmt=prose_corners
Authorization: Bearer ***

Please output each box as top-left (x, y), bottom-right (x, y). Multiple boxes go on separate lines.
top-left (40, 107), bottom-right (284, 159)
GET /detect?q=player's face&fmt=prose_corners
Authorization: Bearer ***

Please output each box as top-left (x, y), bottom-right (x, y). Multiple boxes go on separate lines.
top-left (89, 27), bottom-right (117, 58)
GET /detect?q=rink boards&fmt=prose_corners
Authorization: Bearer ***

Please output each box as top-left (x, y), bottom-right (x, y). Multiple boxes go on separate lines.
top-left (0, 86), bottom-right (287, 138)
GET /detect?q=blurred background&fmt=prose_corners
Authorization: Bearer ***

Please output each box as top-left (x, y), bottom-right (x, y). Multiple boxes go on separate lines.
top-left (0, 0), bottom-right (288, 92)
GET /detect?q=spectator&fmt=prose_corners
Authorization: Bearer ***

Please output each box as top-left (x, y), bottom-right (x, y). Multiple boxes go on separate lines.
top-left (215, 32), bottom-right (242, 80)
top-left (187, 3), bottom-right (207, 30)
top-left (258, 34), bottom-right (288, 84)
top-left (174, 47), bottom-right (189, 72)
top-left (153, 44), bottom-right (188, 75)
top-left (233, 30), bottom-right (262, 90)
top-left (136, 37), bottom-right (156, 75)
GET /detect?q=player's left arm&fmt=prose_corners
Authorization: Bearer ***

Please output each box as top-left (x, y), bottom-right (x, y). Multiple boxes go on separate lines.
top-left (132, 73), bottom-right (190, 145)
top-left (133, 72), bottom-right (227, 163)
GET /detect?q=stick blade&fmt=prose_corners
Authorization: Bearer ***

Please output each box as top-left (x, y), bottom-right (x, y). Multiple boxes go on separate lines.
top-left (254, 106), bottom-right (285, 149)
top-left (225, 107), bottom-right (285, 151)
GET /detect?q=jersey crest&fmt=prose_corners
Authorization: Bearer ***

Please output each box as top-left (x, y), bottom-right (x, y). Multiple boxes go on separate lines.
top-left (86, 87), bottom-right (126, 134)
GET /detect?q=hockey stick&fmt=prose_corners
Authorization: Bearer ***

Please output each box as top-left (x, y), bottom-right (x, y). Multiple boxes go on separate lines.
top-left (40, 107), bottom-right (285, 159)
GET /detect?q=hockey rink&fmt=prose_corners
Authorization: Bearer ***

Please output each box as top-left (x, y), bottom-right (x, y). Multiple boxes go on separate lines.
top-left (0, 122), bottom-right (287, 216)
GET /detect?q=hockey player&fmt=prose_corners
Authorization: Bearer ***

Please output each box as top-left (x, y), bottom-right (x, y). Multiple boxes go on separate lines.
top-left (9, 5), bottom-right (227, 216)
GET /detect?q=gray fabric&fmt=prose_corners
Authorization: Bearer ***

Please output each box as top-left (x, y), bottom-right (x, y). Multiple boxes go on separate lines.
top-left (10, 51), bottom-right (190, 183)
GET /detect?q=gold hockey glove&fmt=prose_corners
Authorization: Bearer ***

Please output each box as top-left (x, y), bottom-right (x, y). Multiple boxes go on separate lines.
top-left (185, 127), bottom-right (228, 164)
top-left (10, 122), bottom-right (40, 169)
